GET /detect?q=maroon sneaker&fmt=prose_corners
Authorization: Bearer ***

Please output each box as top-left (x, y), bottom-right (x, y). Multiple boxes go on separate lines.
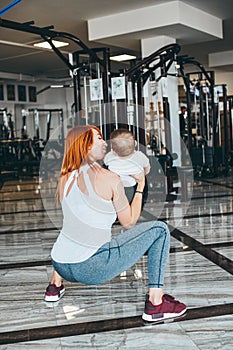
top-left (44, 283), bottom-right (65, 302)
top-left (142, 293), bottom-right (186, 322)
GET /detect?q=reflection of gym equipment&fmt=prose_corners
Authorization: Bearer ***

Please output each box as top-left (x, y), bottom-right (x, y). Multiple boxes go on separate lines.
top-left (228, 95), bottom-right (233, 166)
top-left (0, 170), bottom-right (17, 189)
top-left (0, 108), bottom-right (10, 139)
top-left (21, 114), bottom-right (28, 139)
top-left (213, 85), bottom-right (230, 170)
top-left (0, 18), bottom-right (108, 176)
top-left (0, 138), bottom-right (41, 176)
top-left (27, 109), bottom-right (65, 178)
top-left (8, 113), bottom-right (15, 139)
top-left (0, 109), bottom-right (18, 183)
top-left (0, 18), bottom-right (106, 132)
top-left (28, 108), bottom-right (64, 143)
top-left (0, 108), bottom-right (65, 177)
top-left (147, 152), bottom-right (193, 202)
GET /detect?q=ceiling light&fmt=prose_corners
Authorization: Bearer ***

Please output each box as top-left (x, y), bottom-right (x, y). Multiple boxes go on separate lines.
top-left (110, 54), bottom-right (136, 62)
top-left (50, 85), bottom-right (64, 88)
top-left (33, 40), bottom-right (69, 49)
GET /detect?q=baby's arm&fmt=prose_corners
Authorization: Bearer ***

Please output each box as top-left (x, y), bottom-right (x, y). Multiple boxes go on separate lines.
top-left (144, 163), bottom-right (151, 175)
top-left (143, 153), bottom-right (151, 175)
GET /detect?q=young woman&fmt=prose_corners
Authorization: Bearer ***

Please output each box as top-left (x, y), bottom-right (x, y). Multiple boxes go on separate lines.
top-left (45, 125), bottom-right (186, 322)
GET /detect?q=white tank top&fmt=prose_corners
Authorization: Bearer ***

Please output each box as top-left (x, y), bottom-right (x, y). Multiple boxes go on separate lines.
top-left (51, 164), bottom-right (117, 263)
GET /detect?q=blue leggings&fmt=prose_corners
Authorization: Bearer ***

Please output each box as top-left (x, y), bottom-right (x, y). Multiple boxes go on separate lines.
top-left (52, 220), bottom-right (170, 288)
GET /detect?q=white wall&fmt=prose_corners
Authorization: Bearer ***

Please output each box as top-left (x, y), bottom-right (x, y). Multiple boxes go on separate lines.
top-left (215, 71), bottom-right (233, 95)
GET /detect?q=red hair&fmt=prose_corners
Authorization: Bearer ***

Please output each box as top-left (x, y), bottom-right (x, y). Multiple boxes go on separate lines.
top-left (57, 124), bottom-right (102, 201)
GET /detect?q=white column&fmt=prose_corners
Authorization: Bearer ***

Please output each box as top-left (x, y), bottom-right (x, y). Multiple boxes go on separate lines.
top-left (141, 36), bottom-right (181, 166)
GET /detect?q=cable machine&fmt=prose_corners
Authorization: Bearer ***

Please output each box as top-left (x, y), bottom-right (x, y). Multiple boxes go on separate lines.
top-left (176, 55), bottom-right (230, 176)
top-left (71, 47), bottom-right (111, 137)
top-left (124, 44), bottom-right (181, 150)
top-left (122, 44), bottom-right (190, 201)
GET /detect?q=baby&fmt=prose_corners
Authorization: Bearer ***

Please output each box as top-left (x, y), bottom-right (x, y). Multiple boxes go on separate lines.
top-left (104, 128), bottom-right (150, 206)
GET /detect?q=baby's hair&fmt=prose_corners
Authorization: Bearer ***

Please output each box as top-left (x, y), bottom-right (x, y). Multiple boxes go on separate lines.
top-left (110, 128), bottom-right (135, 157)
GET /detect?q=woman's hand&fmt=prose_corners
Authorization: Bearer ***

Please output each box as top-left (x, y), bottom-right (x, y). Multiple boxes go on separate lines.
top-left (130, 172), bottom-right (145, 191)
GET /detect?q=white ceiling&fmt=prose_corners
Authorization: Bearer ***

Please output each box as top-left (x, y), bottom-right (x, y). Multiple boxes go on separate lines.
top-left (0, 0), bottom-right (232, 80)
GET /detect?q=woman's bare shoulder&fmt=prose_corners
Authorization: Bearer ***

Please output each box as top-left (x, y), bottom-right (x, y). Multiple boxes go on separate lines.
top-left (94, 167), bottom-right (121, 199)
top-left (100, 167), bottom-right (120, 182)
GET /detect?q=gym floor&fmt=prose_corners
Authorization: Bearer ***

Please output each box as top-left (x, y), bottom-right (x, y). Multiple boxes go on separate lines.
top-left (0, 171), bottom-right (233, 349)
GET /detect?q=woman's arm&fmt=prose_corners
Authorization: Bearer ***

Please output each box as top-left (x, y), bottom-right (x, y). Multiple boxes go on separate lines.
top-left (112, 172), bottom-right (145, 229)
